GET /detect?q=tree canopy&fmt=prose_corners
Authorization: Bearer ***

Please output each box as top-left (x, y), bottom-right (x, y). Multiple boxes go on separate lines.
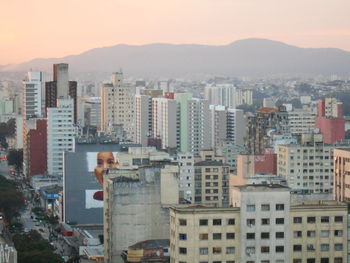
top-left (0, 175), bottom-right (24, 221)
top-left (13, 230), bottom-right (64, 263)
top-left (7, 149), bottom-right (23, 171)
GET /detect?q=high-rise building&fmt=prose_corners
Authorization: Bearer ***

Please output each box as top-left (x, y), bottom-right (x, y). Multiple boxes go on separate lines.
top-left (47, 98), bottom-right (75, 177)
top-left (45, 64), bottom-right (77, 123)
top-left (277, 134), bottom-right (335, 194)
top-left (204, 84), bottom-right (236, 108)
top-left (193, 150), bottom-right (229, 207)
top-left (100, 71), bottom-right (135, 140)
top-left (210, 105), bottom-right (245, 149)
top-left (170, 185), bottom-right (348, 263)
top-left (288, 107), bottom-right (317, 135)
top-left (152, 97), bottom-right (178, 149)
top-left (23, 71), bottom-right (44, 119)
top-left (236, 89), bottom-right (253, 106)
top-left (315, 98), bottom-right (345, 144)
top-left (176, 152), bottom-right (195, 203)
top-left (23, 119), bottom-right (47, 177)
top-left (175, 93), bottom-right (211, 155)
top-left (247, 106), bottom-right (289, 154)
top-left (334, 148), bottom-right (350, 202)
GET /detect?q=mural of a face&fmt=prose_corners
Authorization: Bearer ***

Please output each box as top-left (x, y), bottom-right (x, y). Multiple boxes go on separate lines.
top-left (94, 152), bottom-right (116, 186)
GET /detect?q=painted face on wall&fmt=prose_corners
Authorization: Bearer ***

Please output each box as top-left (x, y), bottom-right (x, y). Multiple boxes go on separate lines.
top-left (94, 152), bottom-right (116, 185)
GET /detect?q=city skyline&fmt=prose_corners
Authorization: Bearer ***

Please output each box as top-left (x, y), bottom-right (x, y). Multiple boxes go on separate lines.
top-left (1, 0), bottom-right (350, 64)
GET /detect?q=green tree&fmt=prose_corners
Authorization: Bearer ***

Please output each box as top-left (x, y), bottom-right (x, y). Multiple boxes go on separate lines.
top-left (7, 148), bottom-right (23, 171)
top-left (13, 230), bottom-right (64, 263)
top-left (0, 175), bottom-right (24, 221)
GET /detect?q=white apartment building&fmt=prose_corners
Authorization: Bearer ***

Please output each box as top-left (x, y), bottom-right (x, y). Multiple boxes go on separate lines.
top-left (135, 95), bottom-right (153, 146)
top-left (100, 72), bottom-right (135, 140)
top-left (288, 108), bottom-right (316, 135)
top-left (277, 134), bottom-right (334, 194)
top-left (47, 98), bottom-right (75, 177)
top-left (152, 97), bottom-right (178, 149)
top-left (232, 185), bottom-right (291, 262)
top-left (23, 71), bottom-right (44, 119)
top-left (204, 84), bottom-right (236, 108)
top-left (210, 105), bottom-right (245, 149)
top-left (236, 89), bottom-right (253, 106)
top-left (187, 98), bottom-right (212, 155)
top-left (176, 152), bottom-right (195, 203)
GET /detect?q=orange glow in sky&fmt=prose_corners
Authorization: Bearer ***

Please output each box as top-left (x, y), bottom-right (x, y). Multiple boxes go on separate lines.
top-left (1, 0), bottom-right (350, 64)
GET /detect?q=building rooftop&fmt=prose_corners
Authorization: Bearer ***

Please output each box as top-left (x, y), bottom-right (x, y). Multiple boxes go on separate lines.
top-left (258, 107), bottom-right (278, 113)
top-left (129, 239), bottom-right (169, 250)
top-left (234, 184), bottom-right (290, 192)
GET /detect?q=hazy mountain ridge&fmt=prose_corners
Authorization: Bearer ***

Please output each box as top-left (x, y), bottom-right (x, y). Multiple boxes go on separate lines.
top-left (2, 38), bottom-right (350, 77)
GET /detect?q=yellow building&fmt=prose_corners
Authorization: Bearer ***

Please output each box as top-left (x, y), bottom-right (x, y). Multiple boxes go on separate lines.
top-left (170, 206), bottom-right (240, 263)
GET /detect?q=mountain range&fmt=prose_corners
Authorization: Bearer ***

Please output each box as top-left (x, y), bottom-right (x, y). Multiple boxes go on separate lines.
top-left (1, 38), bottom-right (350, 77)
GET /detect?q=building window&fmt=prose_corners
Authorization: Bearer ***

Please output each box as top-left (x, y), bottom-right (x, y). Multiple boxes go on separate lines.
top-left (293, 260), bottom-right (302, 263)
top-left (179, 247), bottom-right (187, 254)
top-left (276, 218), bottom-right (284, 224)
top-left (199, 233), bottom-right (208, 240)
top-left (334, 258), bottom-right (343, 263)
top-left (261, 204), bottom-right (270, 211)
top-left (307, 217), bottom-right (316, 223)
top-left (261, 232), bottom-right (269, 239)
top-left (320, 230), bottom-right (329, 237)
top-left (307, 244), bottom-right (315, 251)
top-left (261, 218), bottom-right (270, 225)
top-left (246, 247), bottom-right (255, 255)
top-left (276, 232), bottom-right (284, 239)
top-left (293, 217), bottom-right (302, 223)
top-left (213, 219), bottom-right (222, 225)
top-left (293, 231), bottom-right (302, 238)
top-left (213, 233), bottom-right (222, 240)
top-left (227, 218), bottom-right (235, 225)
top-left (307, 259), bottom-right (315, 263)
top-left (334, 244), bottom-right (343, 251)
top-left (275, 246), bottom-right (284, 253)
top-left (320, 259), bottom-right (329, 263)
top-left (321, 216), bottom-right (329, 223)
top-left (179, 219), bottom-right (187, 226)
top-left (199, 219), bottom-right (208, 226)
top-left (226, 247), bottom-right (235, 254)
top-left (293, 245), bottom-right (302, 251)
top-left (261, 246), bottom-right (270, 253)
top-left (320, 244), bottom-right (329, 251)
top-left (276, 204), bottom-right (284, 211)
top-left (247, 219), bottom-right (255, 226)
top-left (307, 231), bottom-right (316, 237)
top-left (179, 233), bottom-right (187, 240)
top-left (247, 233), bottom-right (255, 240)
top-left (334, 230), bottom-right (343, 237)
top-left (212, 247), bottom-right (222, 254)
top-left (246, 205), bottom-right (256, 211)
top-left (199, 247), bottom-right (208, 255)
top-left (226, 233), bottom-right (235, 239)
top-left (335, 216), bottom-right (343, 222)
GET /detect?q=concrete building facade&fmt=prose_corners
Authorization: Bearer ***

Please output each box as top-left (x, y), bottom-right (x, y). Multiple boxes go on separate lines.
top-left (47, 98), bottom-right (75, 177)
top-left (100, 72), bottom-right (135, 140)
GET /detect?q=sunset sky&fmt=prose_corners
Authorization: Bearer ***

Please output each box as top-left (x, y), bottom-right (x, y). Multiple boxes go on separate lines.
top-left (1, 0), bottom-right (350, 65)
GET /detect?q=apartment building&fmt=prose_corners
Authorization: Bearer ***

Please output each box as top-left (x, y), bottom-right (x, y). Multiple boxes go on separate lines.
top-left (176, 152), bottom-right (195, 203)
top-left (100, 71), bottom-right (135, 140)
top-left (170, 184), bottom-right (348, 263)
top-left (204, 84), bottom-right (236, 108)
top-left (334, 148), bottom-right (350, 202)
top-left (47, 98), bottom-right (75, 177)
top-left (277, 134), bottom-right (334, 194)
top-left (194, 151), bottom-right (230, 207)
top-left (175, 93), bottom-right (211, 156)
top-left (288, 108), bottom-right (316, 135)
